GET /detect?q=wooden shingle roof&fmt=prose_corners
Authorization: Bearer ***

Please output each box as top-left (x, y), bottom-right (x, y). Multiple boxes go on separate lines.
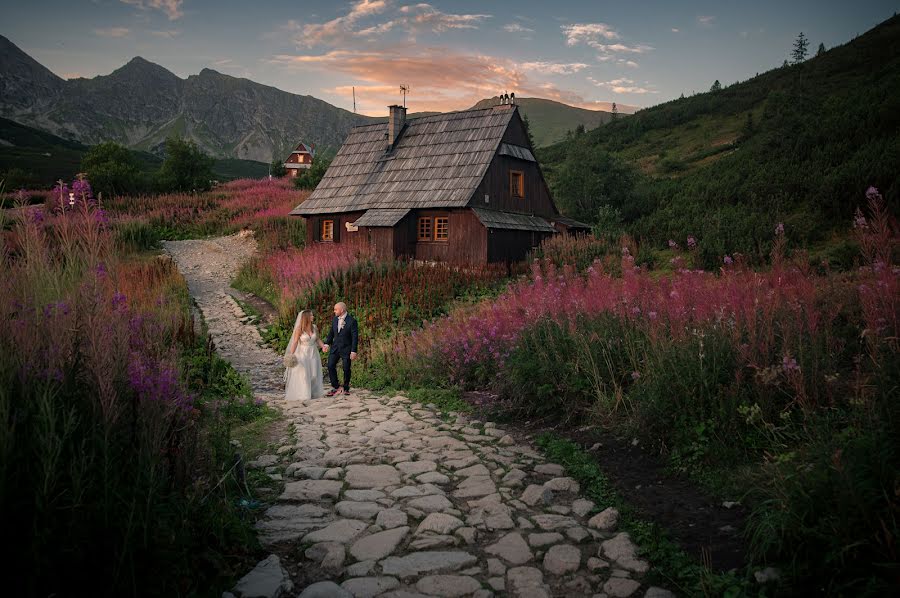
top-left (550, 215), bottom-right (593, 230)
top-left (351, 209), bottom-right (410, 227)
top-left (290, 106), bottom-right (517, 215)
top-left (472, 208), bottom-right (556, 233)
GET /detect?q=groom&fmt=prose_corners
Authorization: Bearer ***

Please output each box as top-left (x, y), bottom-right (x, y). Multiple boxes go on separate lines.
top-left (323, 302), bottom-right (358, 396)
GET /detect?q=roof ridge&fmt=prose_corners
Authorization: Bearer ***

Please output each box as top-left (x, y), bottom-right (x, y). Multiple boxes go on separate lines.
top-left (348, 105), bottom-right (516, 132)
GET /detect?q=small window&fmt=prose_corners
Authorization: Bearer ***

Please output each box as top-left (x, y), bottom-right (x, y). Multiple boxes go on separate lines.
top-left (510, 170), bottom-right (524, 198)
top-left (417, 217), bottom-right (433, 241)
top-left (321, 219), bottom-right (334, 241)
top-left (435, 217), bottom-right (449, 241)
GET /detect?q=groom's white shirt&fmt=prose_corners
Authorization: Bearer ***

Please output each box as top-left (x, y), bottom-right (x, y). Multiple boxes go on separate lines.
top-left (337, 313), bottom-right (346, 332)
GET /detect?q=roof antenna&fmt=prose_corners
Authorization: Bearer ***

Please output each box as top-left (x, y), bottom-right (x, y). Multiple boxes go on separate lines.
top-left (353, 86), bottom-right (356, 114)
top-left (400, 84), bottom-right (409, 108)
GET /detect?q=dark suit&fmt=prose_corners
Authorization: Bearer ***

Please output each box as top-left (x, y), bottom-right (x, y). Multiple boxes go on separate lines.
top-left (325, 313), bottom-right (359, 391)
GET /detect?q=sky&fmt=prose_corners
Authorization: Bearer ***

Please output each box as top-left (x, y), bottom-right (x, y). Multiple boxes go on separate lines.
top-left (5, 0), bottom-right (898, 116)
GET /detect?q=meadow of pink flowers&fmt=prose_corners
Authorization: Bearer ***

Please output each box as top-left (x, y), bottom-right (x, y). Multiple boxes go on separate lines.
top-left (103, 177), bottom-right (308, 250)
top-left (392, 190), bottom-right (897, 403)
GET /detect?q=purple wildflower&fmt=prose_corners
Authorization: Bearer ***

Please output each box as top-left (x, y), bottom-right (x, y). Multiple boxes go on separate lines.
top-left (111, 292), bottom-right (127, 310)
top-left (782, 355), bottom-right (800, 371)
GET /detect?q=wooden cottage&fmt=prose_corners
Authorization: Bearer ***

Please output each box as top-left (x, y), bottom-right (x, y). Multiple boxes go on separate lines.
top-left (289, 101), bottom-right (589, 264)
top-left (283, 142), bottom-right (315, 178)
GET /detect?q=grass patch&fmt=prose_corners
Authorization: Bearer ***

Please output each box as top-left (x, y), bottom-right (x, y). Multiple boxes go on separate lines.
top-left (231, 407), bottom-right (284, 457)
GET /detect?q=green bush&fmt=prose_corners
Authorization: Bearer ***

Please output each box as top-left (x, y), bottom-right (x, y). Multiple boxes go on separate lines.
top-left (158, 136), bottom-right (215, 193)
top-left (745, 359), bottom-right (900, 595)
top-left (502, 315), bottom-right (645, 421)
top-left (81, 141), bottom-right (145, 197)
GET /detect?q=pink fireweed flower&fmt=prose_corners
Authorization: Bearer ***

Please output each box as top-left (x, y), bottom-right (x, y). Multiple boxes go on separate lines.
top-left (775, 223), bottom-right (785, 236)
top-left (668, 239), bottom-right (678, 249)
top-left (687, 236), bottom-right (697, 249)
top-left (631, 371), bottom-right (641, 380)
top-left (723, 255), bottom-right (734, 265)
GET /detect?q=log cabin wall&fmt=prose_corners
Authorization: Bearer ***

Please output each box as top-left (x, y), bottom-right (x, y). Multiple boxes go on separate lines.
top-left (470, 155), bottom-right (556, 216)
top-left (487, 228), bottom-right (553, 263)
top-left (305, 211), bottom-right (366, 247)
top-left (413, 209), bottom-right (486, 264)
top-left (393, 214), bottom-right (414, 259)
top-left (367, 227), bottom-right (395, 261)
top-left (469, 111), bottom-right (556, 217)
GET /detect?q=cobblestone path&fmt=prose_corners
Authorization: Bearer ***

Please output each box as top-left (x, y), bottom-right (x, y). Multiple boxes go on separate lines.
top-left (164, 234), bottom-right (672, 598)
top-left (162, 233), bottom-right (284, 400)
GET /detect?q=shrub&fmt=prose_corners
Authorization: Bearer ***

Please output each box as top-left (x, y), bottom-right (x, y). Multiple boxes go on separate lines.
top-left (0, 184), bottom-right (259, 596)
top-left (81, 141), bottom-right (144, 197)
top-left (158, 135), bottom-right (215, 193)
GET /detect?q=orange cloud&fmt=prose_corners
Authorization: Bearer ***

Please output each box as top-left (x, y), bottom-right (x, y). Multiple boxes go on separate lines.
top-left (271, 47), bottom-right (636, 115)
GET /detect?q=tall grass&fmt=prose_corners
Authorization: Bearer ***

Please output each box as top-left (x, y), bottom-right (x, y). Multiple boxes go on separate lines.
top-left (1, 184), bottom-right (261, 596)
top-left (371, 189), bottom-right (898, 592)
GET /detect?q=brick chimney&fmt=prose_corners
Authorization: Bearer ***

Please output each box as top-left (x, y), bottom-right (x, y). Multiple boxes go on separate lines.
top-left (388, 104), bottom-right (406, 148)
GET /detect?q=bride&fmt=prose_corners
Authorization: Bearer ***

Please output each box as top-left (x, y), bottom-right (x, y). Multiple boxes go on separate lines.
top-left (283, 309), bottom-right (325, 401)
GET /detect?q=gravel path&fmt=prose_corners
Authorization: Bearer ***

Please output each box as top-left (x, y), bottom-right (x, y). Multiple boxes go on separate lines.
top-left (163, 234), bottom-right (672, 598)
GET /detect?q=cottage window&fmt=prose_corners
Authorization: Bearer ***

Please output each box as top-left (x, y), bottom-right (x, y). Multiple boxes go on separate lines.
top-left (510, 170), bottom-right (524, 198)
top-left (321, 219), bottom-right (334, 241)
top-left (417, 217), bottom-right (433, 241)
top-left (435, 217), bottom-right (449, 241)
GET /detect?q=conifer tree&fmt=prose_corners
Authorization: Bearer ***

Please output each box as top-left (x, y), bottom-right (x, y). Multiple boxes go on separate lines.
top-left (792, 32), bottom-right (809, 63)
top-left (710, 79), bottom-right (722, 92)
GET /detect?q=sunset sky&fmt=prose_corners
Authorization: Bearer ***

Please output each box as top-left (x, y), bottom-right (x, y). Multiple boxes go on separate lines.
top-left (6, 0), bottom-right (897, 116)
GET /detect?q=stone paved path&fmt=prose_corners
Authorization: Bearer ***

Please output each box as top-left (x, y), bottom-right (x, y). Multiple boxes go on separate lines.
top-left (162, 233), bottom-right (284, 400)
top-left (163, 234), bottom-right (673, 598)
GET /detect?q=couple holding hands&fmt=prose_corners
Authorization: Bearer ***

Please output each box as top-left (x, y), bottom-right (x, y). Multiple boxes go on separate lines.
top-left (283, 302), bottom-right (358, 401)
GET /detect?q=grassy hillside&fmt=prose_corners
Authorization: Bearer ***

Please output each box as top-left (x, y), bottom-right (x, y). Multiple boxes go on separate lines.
top-left (0, 116), bottom-right (88, 185)
top-left (472, 97), bottom-right (613, 146)
top-left (0, 116), bottom-right (267, 188)
top-left (540, 15), bottom-right (900, 268)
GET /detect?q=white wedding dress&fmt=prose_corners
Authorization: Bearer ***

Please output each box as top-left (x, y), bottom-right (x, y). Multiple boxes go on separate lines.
top-left (284, 324), bottom-right (325, 401)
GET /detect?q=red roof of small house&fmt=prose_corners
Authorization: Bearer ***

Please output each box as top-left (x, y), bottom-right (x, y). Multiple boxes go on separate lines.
top-left (290, 142), bottom-right (314, 155)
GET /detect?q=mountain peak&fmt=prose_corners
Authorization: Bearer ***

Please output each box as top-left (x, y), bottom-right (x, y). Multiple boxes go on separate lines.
top-left (111, 56), bottom-right (180, 81)
top-left (0, 34), bottom-right (65, 111)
